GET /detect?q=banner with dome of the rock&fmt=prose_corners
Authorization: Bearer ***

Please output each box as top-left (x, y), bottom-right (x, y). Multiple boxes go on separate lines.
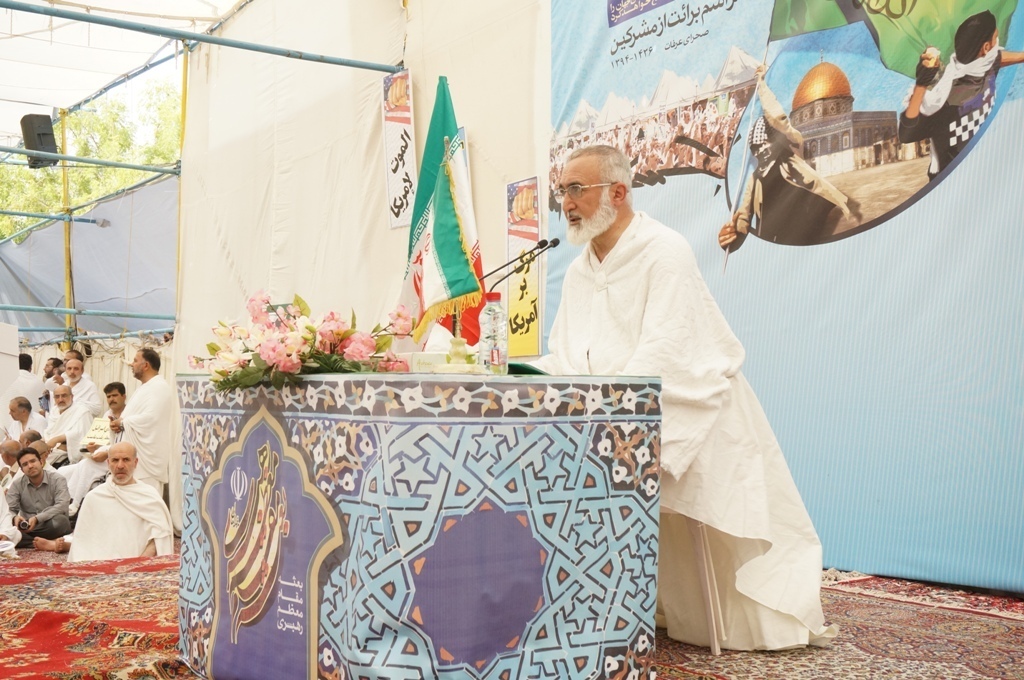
top-left (548, 0), bottom-right (1024, 594)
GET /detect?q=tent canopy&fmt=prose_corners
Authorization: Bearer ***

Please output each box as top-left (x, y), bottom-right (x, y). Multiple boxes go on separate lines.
top-left (0, 0), bottom-right (240, 146)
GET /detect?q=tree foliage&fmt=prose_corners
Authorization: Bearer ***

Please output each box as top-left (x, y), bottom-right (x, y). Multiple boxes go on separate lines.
top-left (0, 79), bottom-right (181, 239)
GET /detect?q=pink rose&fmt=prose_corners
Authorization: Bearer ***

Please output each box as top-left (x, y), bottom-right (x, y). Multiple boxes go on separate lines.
top-left (342, 332), bottom-right (376, 361)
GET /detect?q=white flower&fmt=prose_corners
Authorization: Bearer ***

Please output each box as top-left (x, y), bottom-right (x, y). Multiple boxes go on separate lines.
top-left (644, 477), bottom-right (658, 497)
top-left (622, 388), bottom-right (638, 412)
top-left (636, 632), bottom-right (651, 653)
top-left (585, 387), bottom-right (603, 414)
top-left (605, 656), bottom-right (620, 674)
top-left (612, 465), bottom-right (628, 483)
top-left (543, 386), bottom-right (561, 414)
top-left (362, 386), bottom-right (377, 410)
top-left (635, 446), bottom-right (650, 466)
top-left (453, 386), bottom-right (473, 413)
top-left (340, 472), bottom-right (355, 492)
top-left (597, 436), bottom-right (613, 458)
top-left (202, 607), bottom-right (212, 624)
top-left (501, 389), bottom-right (519, 413)
top-left (627, 670), bottom-right (639, 680)
top-left (321, 646), bottom-right (336, 667)
top-left (400, 385), bottom-right (424, 411)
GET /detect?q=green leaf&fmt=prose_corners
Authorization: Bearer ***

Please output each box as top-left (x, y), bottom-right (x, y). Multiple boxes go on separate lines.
top-left (250, 355), bottom-right (268, 370)
top-left (350, 310), bottom-right (357, 329)
top-left (340, 329), bottom-right (356, 341)
top-left (206, 342), bottom-right (221, 355)
top-left (294, 294), bottom-right (311, 317)
top-left (371, 323), bottom-right (383, 335)
top-left (270, 370), bottom-right (285, 390)
top-left (375, 335), bottom-right (393, 353)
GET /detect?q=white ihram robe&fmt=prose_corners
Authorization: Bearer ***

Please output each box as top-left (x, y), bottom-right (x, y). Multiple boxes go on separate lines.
top-left (43, 401), bottom-right (94, 466)
top-left (121, 375), bottom-right (173, 490)
top-left (534, 212), bottom-right (835, 650)
top-left (68, 477), bottom-right (173, 562)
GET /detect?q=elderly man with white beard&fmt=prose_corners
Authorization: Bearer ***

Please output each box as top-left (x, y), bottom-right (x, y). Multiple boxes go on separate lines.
top-left (533, 144), bottom-right (835, 651)
top-left (42, 385), bottom-right (94, 467)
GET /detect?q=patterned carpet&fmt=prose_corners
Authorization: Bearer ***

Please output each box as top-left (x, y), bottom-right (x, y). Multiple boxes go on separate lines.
top-left (2, 554), bottom-right (1022, 679)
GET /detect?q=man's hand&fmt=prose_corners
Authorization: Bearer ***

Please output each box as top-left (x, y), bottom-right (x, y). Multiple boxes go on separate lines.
top-left (53, 373), bottom-right (64, 385)
top-left (718, 217), bottom-right (744, 252)
top-left (85, 442), bottom-right (100, 453)
top-left (27, 516), bottom-right (37, 532)
top-left (13, 514), bottom-right (26, 527)
top-left (915, 47), bottom-right (941, 87)
top-left (109, 417), bottom-right (123, 434)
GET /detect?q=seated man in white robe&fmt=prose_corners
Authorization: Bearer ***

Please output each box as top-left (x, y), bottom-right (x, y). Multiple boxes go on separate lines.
top-left (1, 439), bottom-right (21, 491)
top-left (58, 382), bottom-right (127, 515)
top-left (5, 396), bottom-right (48, 442)
top-left (535, 145), bottom-right (835, 651)
top-left (34, 442), bottom-right (173, 560)
top-left (0, 478), bottom-right (22, 549)
top-left (43, 386), bottom-right (93, 467)
top-left (0, 353), bottom-right (45, 431)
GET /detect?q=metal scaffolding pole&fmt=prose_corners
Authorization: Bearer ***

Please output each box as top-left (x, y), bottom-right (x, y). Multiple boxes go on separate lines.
top-left (0, 0), bottom-right (400, 73)
top-left (0, 145), bottom-right (179, 175)
top-left (0, 304), bottom-right (176, 321)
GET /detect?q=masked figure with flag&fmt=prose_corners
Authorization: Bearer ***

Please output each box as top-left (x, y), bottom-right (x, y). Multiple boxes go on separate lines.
top-left (898, 10), bottom-right (1024, 181)
top-left (719, 66), bottom-right (852, 253)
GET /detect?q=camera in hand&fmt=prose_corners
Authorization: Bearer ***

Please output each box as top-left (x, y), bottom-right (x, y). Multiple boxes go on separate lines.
top-left (18, 520), bottom-right (30, 530)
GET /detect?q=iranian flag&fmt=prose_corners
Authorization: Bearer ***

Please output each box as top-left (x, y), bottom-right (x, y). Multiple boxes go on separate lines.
top-left (399, 76), bottom-right (484, 345)
top-left (770, 0), bottom-right (1017, 78)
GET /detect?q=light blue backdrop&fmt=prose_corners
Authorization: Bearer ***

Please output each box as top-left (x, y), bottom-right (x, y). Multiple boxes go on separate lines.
top-left (547, 0), bottom-right (1024, 592)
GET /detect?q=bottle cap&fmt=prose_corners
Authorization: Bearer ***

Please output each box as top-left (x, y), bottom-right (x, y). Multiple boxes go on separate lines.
top-left (484, 292), bottom-right (501, 302)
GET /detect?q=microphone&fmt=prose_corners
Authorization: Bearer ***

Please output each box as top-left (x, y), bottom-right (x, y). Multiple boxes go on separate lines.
top-left (481, 239), bottom-right (548, 281)
top-left (488, 238), bottom-right (560, 292)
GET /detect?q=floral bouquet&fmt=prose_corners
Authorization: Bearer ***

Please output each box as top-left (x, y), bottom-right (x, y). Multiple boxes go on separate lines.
top-left (189, 291), bottom-right (412, 391)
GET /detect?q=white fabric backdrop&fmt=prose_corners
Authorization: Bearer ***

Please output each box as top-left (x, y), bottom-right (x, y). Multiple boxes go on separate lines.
top-left (173, 0), bottom-right (552, 529)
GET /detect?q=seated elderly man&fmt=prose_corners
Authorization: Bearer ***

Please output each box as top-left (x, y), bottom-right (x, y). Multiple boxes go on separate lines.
top-left (34, 442), bottom-right (173, 560)
top-left (5, 396), bottom-right (48, 442)
top-left (0, 439), bottom-right (20, 490)
top-left (6, 447), bottom-right (71, 549)
top-left (43, 385), bottom-right (93, 467)
top-left (19, 429), bottom-right (42, 447)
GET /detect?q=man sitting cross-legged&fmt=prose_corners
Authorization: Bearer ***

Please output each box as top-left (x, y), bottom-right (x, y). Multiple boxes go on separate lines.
top-left (6, 447), bottom-right (71, 549)
top-left (34, 442), bottom-right (173, 560)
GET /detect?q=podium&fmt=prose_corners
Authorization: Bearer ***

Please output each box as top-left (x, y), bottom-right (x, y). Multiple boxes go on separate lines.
top-left (177, 374), bottom-right (661, 679)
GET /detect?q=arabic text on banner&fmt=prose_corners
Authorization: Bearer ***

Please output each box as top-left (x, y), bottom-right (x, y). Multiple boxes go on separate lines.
top-left (506, 177), bottom-right (541, 357)
top-left (382, 70), bottom-right (418, 230)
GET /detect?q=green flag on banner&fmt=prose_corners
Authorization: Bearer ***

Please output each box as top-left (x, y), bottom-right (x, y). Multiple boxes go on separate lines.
top-left (770, 0), bottom-right (1018, 78)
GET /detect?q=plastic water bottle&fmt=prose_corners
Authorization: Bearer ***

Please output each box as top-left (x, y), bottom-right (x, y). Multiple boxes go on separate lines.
top-left (480, 292), bottom-right (508, 375)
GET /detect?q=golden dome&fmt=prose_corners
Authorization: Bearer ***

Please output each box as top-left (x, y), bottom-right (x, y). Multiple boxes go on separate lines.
top-left (792, 62), bottom-right (852, 110)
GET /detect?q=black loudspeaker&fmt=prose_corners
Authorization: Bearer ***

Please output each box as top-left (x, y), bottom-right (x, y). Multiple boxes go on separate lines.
top-left (20, 114), bottom-right (58, 168)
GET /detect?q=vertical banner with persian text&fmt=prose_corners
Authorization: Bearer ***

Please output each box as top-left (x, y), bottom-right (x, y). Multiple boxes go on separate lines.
top-left (382, 70), bottom-right (417, 229)
top-left (506, 177), bottom-right (541, 357)
top-left (550, 0), bottom-right (1024, 593)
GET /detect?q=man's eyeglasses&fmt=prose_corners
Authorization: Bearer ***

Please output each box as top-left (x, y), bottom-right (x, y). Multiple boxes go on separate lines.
top-left (552, 182), bottom-right (614, 203)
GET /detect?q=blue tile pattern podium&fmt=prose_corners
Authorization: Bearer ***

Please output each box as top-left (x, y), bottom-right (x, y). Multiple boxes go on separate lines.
top-left (177, 374), bottom-right (661, 679)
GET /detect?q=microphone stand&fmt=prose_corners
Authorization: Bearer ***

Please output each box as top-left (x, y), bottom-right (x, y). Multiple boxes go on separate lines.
top-left (489, 238), bottom-right (560, 292)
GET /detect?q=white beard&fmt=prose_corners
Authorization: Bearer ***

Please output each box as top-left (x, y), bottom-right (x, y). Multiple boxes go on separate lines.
top-left (567, 191), bottom-right (616, 245)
